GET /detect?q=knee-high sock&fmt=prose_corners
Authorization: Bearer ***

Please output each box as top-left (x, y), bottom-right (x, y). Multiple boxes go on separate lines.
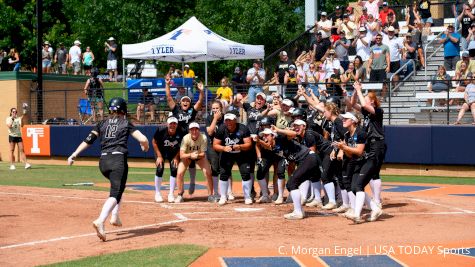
top-left (212, 176), bottom-right (219, 195)
top-left (309, 182), bottom-right (315, 200)
top-left (312, 181), bottom-right (322, 202)
top-left (354, 191), bottom-right (366, 217)
top-left (219, 180), bottom-right (228, 199)
top-left (169, 176), bottom-right (176, 195)
top-left (348, 191), bottom-right (356, 210)
top-left (365, 192), bottom-right (380, 211)
top-left (189, 167), bottom-right (196, 183)
top-left (278, 178), bottom-right (285, 198)
top-left (154, 176), bottom-right (162, 193)
top-left (370, 179), bottom-right (382, 204)
top-left (227, 176), bottom-right (233, 194)
top-left (98, 197), bottom-right (117, 223)
top-left (335, 183), bottom-right (342, 203)
top-left (341, 189), bottom-right (349, 206)
top-left (324, 182), bottom-right (336, 204)
top-left (299, 180), bottom-right (310, 201)
top-left (290, 189), bottom-right (303, 214)
top-left (242, 179), bottom-right (252, 199)
top-left (257, 179), bottom-right (269, 197)
top-left (111, 202), bottom-right (120, 217)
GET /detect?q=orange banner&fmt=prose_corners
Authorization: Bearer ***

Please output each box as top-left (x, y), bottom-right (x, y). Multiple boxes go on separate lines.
top-left (21, 125), bottom-right (51, 156)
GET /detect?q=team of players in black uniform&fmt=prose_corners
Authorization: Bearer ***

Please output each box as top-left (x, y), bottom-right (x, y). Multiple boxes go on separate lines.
top-left (68, 80), bottom-right (386, 241)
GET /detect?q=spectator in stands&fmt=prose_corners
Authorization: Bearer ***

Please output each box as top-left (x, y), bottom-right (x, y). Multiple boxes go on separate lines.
top-left (322, 49), bottom-right (341, 80)
top-left (353, 55), bottom-right (367, 81)
top-left (406, 1), bottom-right (421, 33)
top-left (54, 43), bottom-right (68, 74)
top-left (367, 33), bottom-right (390, 97)
top-left (366, 14), bottom-right (380, 44)
top-left (8, 48), bottom-right (21, 72)
top-left (316, 12), bottom-right (332, 39)
top-left (275, 51), bottom-right (293, 85)
top-left (379, 2), bottom-right (395, 26)
top-left (169, 64), bottom-right (182, 78)
top-left (383, 26), bottom-right (404, 85)
top-left (456, 50), bottom-right (475, 74)
top-left (83, 46), bottom-right (95, 76)
top-left (401, 33), bottom-right (417, 75)
top-left (312, 31), bottom-right (332, 63)
top-left (338, 14), bottom-right (357, 55)
top-left (246, 59), bottom-right (266, 102)
top-left (335, 31), bottom-right (351, 71)
top-left (42, 43), bottom-right (52, 74)
top-left (411, 21), bottom-right (426, 69)
top-left (353, 27), bottom-right (371, 63)
top-left (183, 64), bottom-right (195, 79)
top-left (467, 24), bottom-right (475, 57)
top-left (357, 7), bottom-right (370, 27)
top-left (0, 49), bottom-right (6, 71)
top-left (341, 62), bottom-right (357, 91)
top-left (284, 64), bottom-right (298, 93)
top-left (346, 6), bottom-right (356, 22)
top-left (306, 63), bottom-right (319, 96)
top-left (231, 66), bottom-right (245, 94)
top-left (84, 68), bottom-right (104, 122)
top-left (174, 86), bottom-right (194, 103)
top-left (300, 51), bottom-right (314, 73)
top-left (69, 40), bottom-right (82, 75)
top-left (105, 37), bottom-right (118, 81)
top-left (453, 62), bottom-right (470, 105)
top-left (216, 77), bottom-right (233, 105)
top-left (358, 0), bottom-right (382, 21)
top-left (418, 0), bottom-right (432, 26)
top-left (330, 6), bottom-right (344, 41)
top-left (458, 4), bottom-right (475, 51)
top-left (295, 61), bottom-right (306, 84)
top-left (454, 72), bottom-right (475, 125)
top-left (137, 88), bottom-right (155, 122)
top-left (428, 65), bottom-right (451, 106)
top-left (440, 25), bottom-right (461, 71)
top-left (382, 13), bottom-right (399, 36)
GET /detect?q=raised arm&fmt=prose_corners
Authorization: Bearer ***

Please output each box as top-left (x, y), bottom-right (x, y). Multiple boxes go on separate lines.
top-left (354, 81), bottom-right (375, 114)
top-left (165, 74), bottom-right (176, 110)
top-left (194, 82), bottom-right (205, 111)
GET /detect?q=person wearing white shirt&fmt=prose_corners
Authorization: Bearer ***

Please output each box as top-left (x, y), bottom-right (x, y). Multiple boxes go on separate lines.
top-left (69, 40), bottom-right (82, 75)
top-left (359, 0), bottom-right (383, 21)
top-left (316, 12), bottom-right (332, 39)
top-left (352, 27), bottom-right (371, 62)
top-left (322, 49), bottom-right (341, 79)
top-left (383, 26), bottom-right (404, 84)
top-left (246, 60), bottom-right (266, 102)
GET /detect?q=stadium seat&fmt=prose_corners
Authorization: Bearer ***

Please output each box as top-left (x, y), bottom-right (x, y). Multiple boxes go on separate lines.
top-left (78, 98), bottom-right (93, 125)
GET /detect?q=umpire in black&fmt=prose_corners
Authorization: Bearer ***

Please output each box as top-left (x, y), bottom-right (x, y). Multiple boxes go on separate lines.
top-left (68, 97), bottom-right (149, 241)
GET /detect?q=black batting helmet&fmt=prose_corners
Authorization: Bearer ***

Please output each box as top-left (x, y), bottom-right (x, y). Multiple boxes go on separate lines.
top-left (259, 116), bottom-right (274, 126)
top-left (291, 108), bottom-right (307, 119)
top-left (109, 97), bottom-right (127, 114)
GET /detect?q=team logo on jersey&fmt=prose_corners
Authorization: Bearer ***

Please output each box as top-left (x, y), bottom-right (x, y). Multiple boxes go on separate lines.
top-left (178, 113), bottom-right (192, 123)
top-left (224, 137), bottom-right (240, 146)
top-left (164, 140), bottom-right (179, 147)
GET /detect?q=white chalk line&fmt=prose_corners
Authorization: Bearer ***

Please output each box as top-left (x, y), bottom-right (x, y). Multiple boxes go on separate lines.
top-left (409, 198), bottom-right (475, 214)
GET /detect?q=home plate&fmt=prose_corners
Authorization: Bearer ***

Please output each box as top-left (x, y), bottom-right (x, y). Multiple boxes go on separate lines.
top-left (234, 208), bottom-right (264, 212)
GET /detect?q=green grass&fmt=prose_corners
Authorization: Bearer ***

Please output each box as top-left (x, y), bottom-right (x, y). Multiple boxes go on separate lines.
top-left (40, 244), bottom-right (207, 267)
top-left (103, 82), bottom-right (126, 101)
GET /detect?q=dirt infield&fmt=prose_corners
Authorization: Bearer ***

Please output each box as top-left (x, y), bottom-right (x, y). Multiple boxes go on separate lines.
top-left (1, 182), bottom-right (475, 266)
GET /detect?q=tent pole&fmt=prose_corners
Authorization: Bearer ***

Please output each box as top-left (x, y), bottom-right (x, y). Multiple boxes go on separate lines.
top-left (205, 56), bottom-right (208, 116)
top-left (181, 59), bottom-right (186, 94)
top-left (122, 59), bottom-right (126, 98)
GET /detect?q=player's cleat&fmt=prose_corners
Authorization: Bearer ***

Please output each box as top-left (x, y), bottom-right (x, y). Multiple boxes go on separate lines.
top-left (227, 192), bottom-right (235, 201)
top-left (218, 196), bottom-right (227, 206)
top-left (110, 215), bottom-right (122, 227)
top-left (92, 219), bottom-right (106, 241)
top-left (25, 163), bottom-right (31, 169)
top-left (376, 202), bottom-right (383, 209)
top-left (322, 202), bottom-right (337, 210)
top-left (341, 208), bottom-right (355, 219)
top-left (167, 194), bottom-right (175, 203)
top-left (257, 195), bottom-right (271, 203)
top-left (188, 182), bottom-right (195, 195)
top-left (207, 195), bottom-right (217, 203)
top-left (305, 199), bottom-right (323, 208)
top-left (271, 194), bottom-right (278, 201)
top-left (250, 189), bottom-right (257, 199)
top-left (244, 198), bottom-right (253, 205)
top-left (274, 196), bottom-right (284, 205)
top-left (368, 208), bottom-right (383, 222)
top-left (174, 195), bottom-right (184, 203)
top-left (154, 193), bottom-right (163, 203)
top-left (332, 205), bottom-right (350, 213)
top-left (284, 211), bottom-right (305, 220)
top-left (285, 195), bottom-right (293, 203)
top-left (351, 215), bottom-right (364, 224)
top-left (9, 165), bottom-right (15, 170)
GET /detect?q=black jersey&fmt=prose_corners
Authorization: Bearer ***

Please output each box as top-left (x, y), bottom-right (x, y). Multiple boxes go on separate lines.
top-left (243, 103), bottom-right (265, 134)
top-left (310, 130), bottom-right (333, 155)
top-left (274, 135), bottom-right (310, 163)
top-left (153, 126), bottom-right (185, 159)
top-left (344, 127), bottom-right (367, 161)
top-left (93, 116), bottom-right (136, 154)
top-left (296, 130), bottom-right (316, 150)
top-left (87, 77), bottom-right (103, 98)
top-left (205, 113), bottom-right (224, 146)
top-left (362, 108), bottom-right (384, 140)
top-left (329, 117), bottom-right (346, 143)
top-left (307, 110), bottom-right (325, 135)
top-left (215, 123), bottom-right (251, 154)
top-left (172, 105), bottom-right (198, 132)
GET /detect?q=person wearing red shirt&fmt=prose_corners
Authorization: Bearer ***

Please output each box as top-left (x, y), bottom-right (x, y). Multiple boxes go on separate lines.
top-left (379, 2), bottom-right (395, 25)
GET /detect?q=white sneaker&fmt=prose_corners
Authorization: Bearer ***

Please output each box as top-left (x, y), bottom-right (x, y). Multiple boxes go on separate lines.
top-left (154, 193), bottom-right (163, 203)
top-left (110, 215), bottom-right (122, 227)
top-left (167, 194), bottom-right (175, 203)
top-left (305, 199), bottom-right (323, 208)
top-left (25, 163), bottom-right (31, 169)
top-left (322, 202), bottom-right (337, 210)
top-left (174, 195), bottom-right (184, 203)
top-left (227, 192), bottom-right (235, 201)
top-left (332, 205), bottom-right (350, 213)
top-left (92, 219), bottom-right (106, 241)
top-left (10, 165), bottom-right (16, 170)
top-left (368, 208), bottom-right (383, 222)
top-left (274, 196), bottom-right (284, 205)
top-left (244, 198), bottom-right (253, 205)
top-left (218, 196), bottom-right (227, 206)
top-left (342, 208), bottom-right (354, 219)
top-left (376, 202), bottom-right (383, 209)
top-left (284, 211), bottom-right (305, 220)
top-left (257, 195), bottom-right (271, 203)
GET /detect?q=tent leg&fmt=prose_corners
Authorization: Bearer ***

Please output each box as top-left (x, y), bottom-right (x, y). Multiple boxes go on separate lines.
top-left (205, 59), bottom-right (208, 116)
top-left (122, 59), bottom-right (126, 98)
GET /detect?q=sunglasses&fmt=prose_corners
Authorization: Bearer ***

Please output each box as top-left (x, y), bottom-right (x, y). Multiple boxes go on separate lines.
top-left (12, 110), bottom-right (17, 113)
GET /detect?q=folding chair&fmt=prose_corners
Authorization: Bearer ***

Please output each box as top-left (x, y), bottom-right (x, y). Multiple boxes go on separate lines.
top-left (78, 98), bottom-right (93, 125)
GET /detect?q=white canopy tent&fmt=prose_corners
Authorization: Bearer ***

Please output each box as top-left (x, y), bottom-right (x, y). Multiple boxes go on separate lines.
top-left (122, 16), bottom-right (265, 86)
